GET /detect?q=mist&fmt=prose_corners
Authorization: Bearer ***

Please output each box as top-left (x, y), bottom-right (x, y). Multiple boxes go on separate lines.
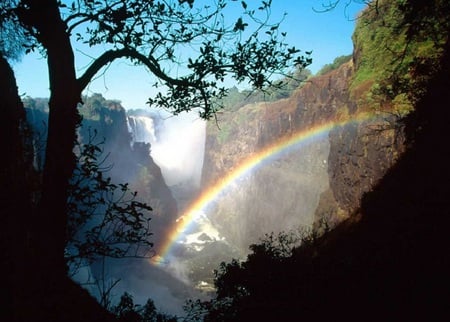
top-left (128, 109), bottom-right (206, 187)
top-left (24, 97), bottom-right (330, 316)
top-left (152, 113), bottom-right (205, 187)
top-left (102, 109), bottom-right (210, 314)
top-left (124, 105), bottom-right (332, 312)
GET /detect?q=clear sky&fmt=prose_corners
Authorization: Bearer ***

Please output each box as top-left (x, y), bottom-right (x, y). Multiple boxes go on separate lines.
top-left (12, 0), bottom-right (366, 110)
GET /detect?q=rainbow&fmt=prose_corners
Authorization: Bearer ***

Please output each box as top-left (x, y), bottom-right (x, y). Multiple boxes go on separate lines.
top-left (151, 112), bottom-right (377, 265)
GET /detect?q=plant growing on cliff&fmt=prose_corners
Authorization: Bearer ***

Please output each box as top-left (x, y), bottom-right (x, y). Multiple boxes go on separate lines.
top-left (316, 54), bottom-right (352, 76)
top-left (350, 0), bottom-right (448, 113)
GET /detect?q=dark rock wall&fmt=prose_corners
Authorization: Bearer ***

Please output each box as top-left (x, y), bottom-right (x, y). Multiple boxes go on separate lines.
top-left (79, 104), bottom-right (178, 246)
top-left (202, 59), bottom-right (407, 237)
top-left (200, 62), bottom-right (388, 251)
top-left (327, 116), bottom-right (405, 215)
top-left (26, 102), bottom-right (178, 247)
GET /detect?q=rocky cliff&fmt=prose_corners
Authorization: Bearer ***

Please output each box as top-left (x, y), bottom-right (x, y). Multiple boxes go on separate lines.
top-left (201, 58), bottom-right (403, 252)
top-left (25, 96), bottom-right (178, 247)
top-left (320, 112), bottom-right (405, 224)
top-left (202, 56), bottom-right (407, 243)
top-left (80, 100), bottom-right (179, 247)
top-left (196, 1), bottom-right (450, 319)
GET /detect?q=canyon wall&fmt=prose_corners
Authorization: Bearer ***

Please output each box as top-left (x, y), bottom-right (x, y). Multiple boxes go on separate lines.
top-left (202, 58), bottom-right (406, 242)
top-left (25, 98), bottom-right (178, 247)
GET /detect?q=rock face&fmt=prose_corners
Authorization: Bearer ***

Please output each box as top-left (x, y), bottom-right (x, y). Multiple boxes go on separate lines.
top-left (201, 61), bottom-right (383, 252)
top-left (202, 62), bottom-right (354, 190)
top-left (324, 116), bottom-right (405, 218)
top-left (25, 98), bottom-right (179, 247)
top-left (78, 102), bottom-right (179, 246)
top-left (202, 58), bottom-right (407, 244)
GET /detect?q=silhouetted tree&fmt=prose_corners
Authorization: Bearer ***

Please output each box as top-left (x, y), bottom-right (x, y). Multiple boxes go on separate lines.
top-left (1, 0), bottom-right (310, 281)
top-left (112, 292), bottom-right (177, 322)
top-left (140, 299), bottom-right (158, 322)
top-left (113, 292), bottom-right (142, 322)
top-left (182, 230), bottom-right (313, 321)
top-left (66, 132), bottom-right (153, 274)
top-left (1, 0), bottom-right (309, 319)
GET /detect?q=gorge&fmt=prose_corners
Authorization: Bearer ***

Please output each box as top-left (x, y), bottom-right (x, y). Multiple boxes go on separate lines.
top-left (11, 0), bottom-right (450, 319)
top-left (23, 56), bottom-right (406, 316)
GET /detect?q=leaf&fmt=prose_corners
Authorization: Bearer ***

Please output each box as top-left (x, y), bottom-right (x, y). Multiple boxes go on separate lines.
top-left (241, 1), bottom-right (247, 9)
top-left (233, 17), bottom-right (248, 32)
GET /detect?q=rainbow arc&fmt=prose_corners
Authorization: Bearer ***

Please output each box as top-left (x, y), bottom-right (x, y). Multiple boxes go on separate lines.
top-left (151, 112), bottom-right (376, 265)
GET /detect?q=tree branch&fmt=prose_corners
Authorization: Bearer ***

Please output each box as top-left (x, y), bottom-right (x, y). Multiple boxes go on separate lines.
top-left (77, 47), bottom-right (192, 91)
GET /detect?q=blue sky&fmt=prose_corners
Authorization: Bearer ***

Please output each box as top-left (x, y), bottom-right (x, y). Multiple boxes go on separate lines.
top-left (12, 0), bottom-right (366, 109)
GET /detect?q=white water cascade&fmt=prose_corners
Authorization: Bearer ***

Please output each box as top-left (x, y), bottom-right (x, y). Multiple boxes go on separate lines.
top-left (127, 115), bottom-right (157, 145)
top-left (127, 112), bottom-right (206, 187)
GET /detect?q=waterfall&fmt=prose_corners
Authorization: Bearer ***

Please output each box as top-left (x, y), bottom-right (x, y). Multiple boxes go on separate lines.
top-left (126, 112), bottom-right (206, 187)
top-left (127, 115), bottom-right (157, 145)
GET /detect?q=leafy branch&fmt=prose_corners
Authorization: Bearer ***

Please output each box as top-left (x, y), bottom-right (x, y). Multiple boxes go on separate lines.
top-left (66, 128), bottom-right (153, 275)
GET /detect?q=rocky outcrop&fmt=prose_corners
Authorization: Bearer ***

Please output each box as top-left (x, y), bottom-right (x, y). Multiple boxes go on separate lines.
top-left (202, 58), bottom-right (407, 242)
top-left (325, 116), bottom-right (405, 216)
top-left (79, 102), bottom-right (179, 246)
top-left (202, 62), bottom-right (354, 190)
top-left (25, 98), bottom-right (179, 247)
top-left (201, 62), bottom-right (380, 252)
top-left (314, 115), bottom-right (406, 229)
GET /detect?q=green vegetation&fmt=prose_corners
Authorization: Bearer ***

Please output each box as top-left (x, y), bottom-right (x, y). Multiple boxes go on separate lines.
top-left (181, 1), bottom-right (450, 320)
top-left (78, 93), bottom-right (123, 121)
top-left (112, 292), bottom-right (177, 322)
top-left (316, 54), bottom-right (352, 76)
top-left (3, 0), bottom-right (450, 320)
top-left (215, 66), bottom-right (312, 113)
top-left (182, 228), bottom-right (323, 321)
top-left (22, 96), bottom-right (49, 112)
top-left (351, 0), bottom-right (448, 114)
top-left (4, 0), bottom-right (310, 311)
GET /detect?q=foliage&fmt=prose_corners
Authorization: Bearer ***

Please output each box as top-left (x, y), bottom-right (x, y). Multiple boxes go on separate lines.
top-left (350, 0), bottom-right (448, 113)
top-left (22, 96), bottom-right (49, 112)
top-left (0, 0), bottom-right (29, 61)
top-left (66, 129), bottom-right (153, 274)
top-left (2, 0), bottom-right (311, 319)
top-left (215, 66), bottom-right (312, 113)
top-left (183, 228), bottom-right (319, 321)
top-left (316, 54), bottom-right (352, 76)
top-left (112, 292), bottom-right (177, 322)
top-left (8, 0), bottom-right (312, 119)
top-left (79, 93), bottom-right (123, 121)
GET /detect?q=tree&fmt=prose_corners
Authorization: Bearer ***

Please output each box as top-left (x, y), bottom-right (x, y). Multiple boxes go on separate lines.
top-left (113, 292), bottom-right (142, 322)
top-left (140, 299), bottom-right (158, 322)
top-left (112, 292), bottom-right (177, 322)
top-left (1, 0), bottom-right (309, 318)
top-left (182, 230), bottom-right (311, 321)
top-left (0, 0), bottom-right (28, 61)
top-left (2, 0), bottom-right (310, 277)
top-left (66, 132), bottom-right (153, 274)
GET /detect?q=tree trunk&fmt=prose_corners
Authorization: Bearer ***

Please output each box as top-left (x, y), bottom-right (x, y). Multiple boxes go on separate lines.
top-left (23, 0), bottom-right (81, 275)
